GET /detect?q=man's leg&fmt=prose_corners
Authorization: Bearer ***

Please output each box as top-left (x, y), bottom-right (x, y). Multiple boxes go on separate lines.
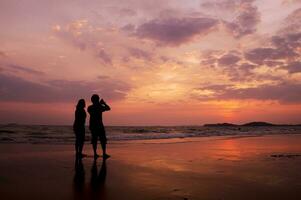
top-left (100, 140), bottom-right (106, 155)
top-left (91, 132), bottom-right (99, 158)
top-left (93, 142), bottom-right (98, 157)
top-left (100, 133), bottom-right (110, 158)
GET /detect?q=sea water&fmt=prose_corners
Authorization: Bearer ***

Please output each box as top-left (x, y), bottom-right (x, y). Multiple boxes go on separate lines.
top-left (0, 124), bottom-right (301, 144)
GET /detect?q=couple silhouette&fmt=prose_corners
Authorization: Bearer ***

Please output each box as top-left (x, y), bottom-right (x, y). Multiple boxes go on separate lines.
top-left (73, 94), bottom-right (111, 159)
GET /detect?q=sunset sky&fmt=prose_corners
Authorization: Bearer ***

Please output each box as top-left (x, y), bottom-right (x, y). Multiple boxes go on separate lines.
top-left (0, 0), bottom-right (301, 125)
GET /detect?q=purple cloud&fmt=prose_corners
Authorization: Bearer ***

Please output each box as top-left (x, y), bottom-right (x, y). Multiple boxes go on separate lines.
top-left (222, 0), bottom-right (260, 38)
top-left (135, 17), bottom-right (218, 46)
top-left (98, 49), bottom-right (112, 65)
top-left (244, 48), bottom-right (279, 64)
top-left (285, 61), bottom-right (301, 73)
top-left (128, 47), bottom-right (153, 61)
top-left (7, 64), bottom-right (44, 75)
top-left (195, 82), bottom-right (301, 103)
top-left (0, 73), bottom-right (130, 102)
top-left (220, 82), bottom-right (301, 103)
top-left (119, 8), bottom-right (137, 17)
top-left (218, 53), bottom-right (240, 66)
top-left (201, 0), bottom-right (238, 11)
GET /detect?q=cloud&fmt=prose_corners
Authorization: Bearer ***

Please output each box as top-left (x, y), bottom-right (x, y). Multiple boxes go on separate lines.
top-left (244, 48), bottom-right (280, 64)
top-left (195, 82), bottom-right (301, 103)
top-left (201, 0), bottom-right (238, 11)
top-left (98, 49), bottom-right (112, 64)
top-left (128, 47), bottom-right (153, 60)
top-left (282, 0), bottom-right (301, 4)
top-left (284, 61), bottom-right (301, 73)
top-left (53, 20), bottom-right (115, 65)
top-left (121, 24), bottom-right (136, 32)
top-left (244, 41), bottom-right (299, 65)
top-left (53, 20), bottom-right (91, 51)
top-left (223, 0), bottom-right (260, 38)
top-left (119, 8), bottom-right (137, 17)
top-left (218, 53), bottom-right (240, 66)
top-left (282, 8), bottom-right (301, 33)
top-left (0, 73), bottom-right (130, 103)
top-left (220, 82), bottom-right (301, 103)
top-left (7, 64), bottom-right (44, 75)
top-left (135, 17), bottom-right (218, 46)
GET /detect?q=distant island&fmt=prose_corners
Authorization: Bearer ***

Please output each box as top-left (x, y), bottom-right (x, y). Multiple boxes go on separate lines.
top-left (203, 121), bottom-right (301, 127)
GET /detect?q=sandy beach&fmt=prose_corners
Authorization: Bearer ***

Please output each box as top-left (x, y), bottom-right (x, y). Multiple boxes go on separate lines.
top-left (1, 134), bottom-right (301, 200)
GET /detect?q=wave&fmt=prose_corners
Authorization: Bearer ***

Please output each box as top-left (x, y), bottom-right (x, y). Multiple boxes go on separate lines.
top-left (0, 124), bottom-right (300, 144)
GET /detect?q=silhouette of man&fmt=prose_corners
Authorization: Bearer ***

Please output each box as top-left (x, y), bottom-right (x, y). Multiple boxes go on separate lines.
top-left (88, 94), bottom-right (111, 159)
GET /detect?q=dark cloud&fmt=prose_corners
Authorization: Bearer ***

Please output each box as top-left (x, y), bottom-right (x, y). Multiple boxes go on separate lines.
top-left (135, 17), bottom-right (218, 46)
top-left (220, 82), bottom-right (301, 103)
top-left (98, 49), bottom-right (112, 65)
top-left (272, 33), bottom-right (301, 52)
top-left (263, 60), bottom-right (284, 67)
top-left (128, 47), bottom-right (153, 60)
top-left (196, 82), bottom-right (301, 103)
top-left (7, 64), bottom-right (44, 75)
top-left (218, 53), bottom-right (240, 66)
top-left (239, 62), bottom-right (257, 70)
top-left (121, 24), bottom-right (136, 32)
top-left (282, 8), bottom-right (301, 33)
top-left (0, 73), bottom-right (130, 102)
top-left (285, 61), bottom-right (301, 73)
top-left (220, 0), bottom-right (260, 38)
top-left (243, 31), bottom-right (301, 67)
top-left (244, 48), bottom-right (279, 64)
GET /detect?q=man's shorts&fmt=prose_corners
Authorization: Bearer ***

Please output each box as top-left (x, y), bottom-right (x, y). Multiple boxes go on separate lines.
top-left (90, 126), bottom-right (107, 144)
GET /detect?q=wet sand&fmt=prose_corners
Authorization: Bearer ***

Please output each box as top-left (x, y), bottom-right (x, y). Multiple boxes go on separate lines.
top-left (1, 134), bottom-right (301, 200)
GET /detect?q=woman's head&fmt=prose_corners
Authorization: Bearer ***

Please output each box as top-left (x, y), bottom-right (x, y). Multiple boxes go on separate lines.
top-left (76, 99), bottom-right (86, 109)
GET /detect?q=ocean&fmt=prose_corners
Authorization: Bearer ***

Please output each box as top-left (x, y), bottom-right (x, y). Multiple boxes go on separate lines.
top-left (1, 124), bottom-right (301, 144)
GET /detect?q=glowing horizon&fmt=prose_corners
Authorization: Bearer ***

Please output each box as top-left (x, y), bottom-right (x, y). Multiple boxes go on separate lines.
top-left (0, 0), bottom-right (301, 125)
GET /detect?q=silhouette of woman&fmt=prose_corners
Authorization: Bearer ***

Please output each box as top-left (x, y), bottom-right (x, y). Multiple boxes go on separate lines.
top-left (73, 99), bottom-right (87, 157)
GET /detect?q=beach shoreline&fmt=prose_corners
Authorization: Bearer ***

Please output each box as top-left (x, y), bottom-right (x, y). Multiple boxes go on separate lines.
top-left (1, 134), bottom-right (301, 200)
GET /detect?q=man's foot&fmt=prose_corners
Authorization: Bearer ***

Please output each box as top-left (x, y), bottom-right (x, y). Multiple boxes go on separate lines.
top-left (94, 154), bottom-right (100, 159)
top-left (103, 154), bottom-right (110, 159)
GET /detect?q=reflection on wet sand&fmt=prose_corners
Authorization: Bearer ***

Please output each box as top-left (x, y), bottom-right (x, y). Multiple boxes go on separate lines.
top-left (73, 157), bottom-right (107, 200)
top-left (90, 158), bottom-right (107, 199)
top-left (73, 156), bottom-right (85, 200)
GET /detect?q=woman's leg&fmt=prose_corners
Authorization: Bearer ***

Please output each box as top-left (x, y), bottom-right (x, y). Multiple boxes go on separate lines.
top-left (79, 133), bottom-right (85, 154)
top-left (75, 136), bottom-right (79, 155)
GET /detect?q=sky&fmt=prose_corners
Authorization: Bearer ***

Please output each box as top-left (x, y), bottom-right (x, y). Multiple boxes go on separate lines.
top-left (0, 0), bottom-right (301, 125)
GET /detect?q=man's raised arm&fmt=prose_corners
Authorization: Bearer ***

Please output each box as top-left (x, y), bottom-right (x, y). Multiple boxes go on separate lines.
top-left (100, 99), bottom-right (111, 111)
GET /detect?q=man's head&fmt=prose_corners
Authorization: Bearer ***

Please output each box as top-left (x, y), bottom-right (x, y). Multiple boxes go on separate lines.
top-left (91, 94), bottom-right (100, 104)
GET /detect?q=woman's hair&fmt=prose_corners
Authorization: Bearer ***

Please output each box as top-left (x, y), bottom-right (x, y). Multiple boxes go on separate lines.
top-left (76, 99), bottom-right (86, 109)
